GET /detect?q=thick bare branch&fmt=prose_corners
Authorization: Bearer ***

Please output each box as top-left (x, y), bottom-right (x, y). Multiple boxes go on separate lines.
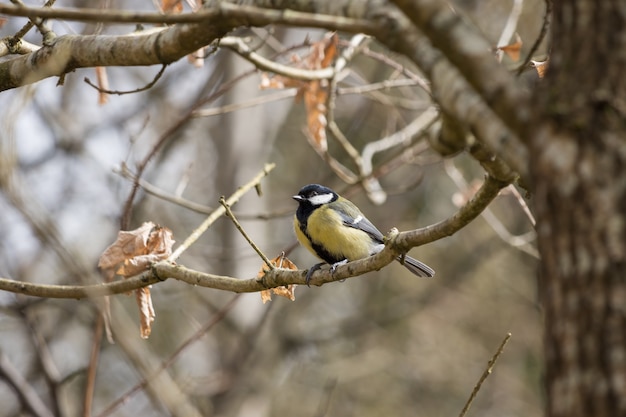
top-left (390, 0), bottom-right (533, 139)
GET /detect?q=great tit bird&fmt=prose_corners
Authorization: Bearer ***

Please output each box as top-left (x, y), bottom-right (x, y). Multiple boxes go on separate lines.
top-left (293, 184), bottom-right (435, 285)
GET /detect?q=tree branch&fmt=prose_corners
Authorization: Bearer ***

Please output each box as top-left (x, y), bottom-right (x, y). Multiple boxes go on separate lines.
top-left (390, 0), bottom-right (532, 139)
top-left (0, 172), bottom-right (510, 297)
top-left (1, 1), bottom-right (531, 181)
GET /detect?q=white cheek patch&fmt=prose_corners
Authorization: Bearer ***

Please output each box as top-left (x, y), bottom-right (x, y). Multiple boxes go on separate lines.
top-left (308, 193), bottom-right (335, 206)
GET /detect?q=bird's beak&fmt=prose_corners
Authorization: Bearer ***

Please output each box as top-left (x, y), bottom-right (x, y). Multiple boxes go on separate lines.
top-left (292, 195), bottom-right (304, 202)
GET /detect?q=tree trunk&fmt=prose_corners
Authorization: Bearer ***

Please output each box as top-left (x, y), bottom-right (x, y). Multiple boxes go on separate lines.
top-left (531, 1), bottom-right (626, 416)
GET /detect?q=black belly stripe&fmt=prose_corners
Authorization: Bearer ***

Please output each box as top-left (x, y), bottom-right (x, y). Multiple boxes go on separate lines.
top-left (298, 221), bottom-right (343, 264)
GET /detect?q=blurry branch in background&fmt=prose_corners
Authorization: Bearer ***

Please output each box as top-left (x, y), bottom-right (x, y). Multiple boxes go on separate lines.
top-left (0, 2), bottom-right (376, 29)
top-left (1, 1), bottom-right (530, 184)
top-left (0, 169), bottom-right (511, 297)
top-left (83, 64), bottom-right (167, 96)
top-left (219, 36), bottom-right (335, 81)
top-left (120, 62), bottom-right (275, 228)
top-left (494, 0), bottom-right (524, 62)
top-left (390, 0), bottom-right (531, 145)
top-left (95, 295), bottom-right (241, 417)
top-left (0, 351), bottom-right (54, 417)
top-left (458, 333), bottom-right (512, 417)
top-left (168, 163), bottom-right (275, 261)
top-left (516, 0), bottom-right (552, 75)
top-left (360, 107), bottom-right (439, 204)
top-left (444, 161), bottom-right (538, 258)
top-left (116, 165), bottom-right (292, 220)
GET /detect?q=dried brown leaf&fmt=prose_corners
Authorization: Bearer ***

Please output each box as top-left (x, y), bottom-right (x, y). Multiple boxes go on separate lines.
top-left (136, 287), bottom-right (155, 339)
top-left (97, 222), bottom-right (173, 339)
top-left (98, 222), bottom-right (174, 278)
top-left (258, 33), bottom-right (338, 151)
top-left (258, 254), bottom-right (298, 303)
top-left (161, 0), bottom-right (183, 13)
top-left (303, 83), bottom-right (328, 151)
top-left (498, 34), bottom-right (523, 62)
top-left (306, 32), bottom-right (338, 70)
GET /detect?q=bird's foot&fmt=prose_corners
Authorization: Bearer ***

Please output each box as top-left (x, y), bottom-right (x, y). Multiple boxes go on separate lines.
top-left (330, 259), bottom-right (348, 274)
top-left (305, 262), bottom-right (325, 287)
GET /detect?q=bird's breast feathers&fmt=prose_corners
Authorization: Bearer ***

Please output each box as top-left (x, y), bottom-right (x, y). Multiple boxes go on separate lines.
top-left (303, 207), bottom-right (375, 261)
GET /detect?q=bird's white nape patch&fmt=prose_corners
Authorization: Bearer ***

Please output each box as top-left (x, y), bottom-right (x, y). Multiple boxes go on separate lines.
top-left (351, 215), bottom-right (363, 225)
top-left (308, 192), bottom-right (335, 206)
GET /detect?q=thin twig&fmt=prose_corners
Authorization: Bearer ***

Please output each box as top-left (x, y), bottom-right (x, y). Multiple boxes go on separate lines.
top-left (507, 184), bottom-right (535, 226)
top-left (219, 197), bottom-right (275, 270)
top-left (168, 163), bottom-right (276, 261)
top-left (516, 0), bottom-right (552, 75)
top-left (11, 0), bottom-right (56, 41)
top-left (84, 316), bottom-right (104, 417)
top-left (0, 3), bottom-right (376, 33)
top-left (220, 36), bottom-right (335, 81)
top-left (458, 333), bottom-right (512, 417)
top-left (0, 169), bottom-right (509, 296)
top-left (115, 165), bottom-right (291, 219)
top-left (193, 89), bottom-right (297, 117)
top-left (327, 33), bottom-right (367, 165)
top-left (83, 64), bottom-right (167, 95)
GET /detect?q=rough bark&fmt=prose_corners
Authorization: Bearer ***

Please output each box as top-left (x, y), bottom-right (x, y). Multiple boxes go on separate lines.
top-left (532, 1), bottom-right (626, 416)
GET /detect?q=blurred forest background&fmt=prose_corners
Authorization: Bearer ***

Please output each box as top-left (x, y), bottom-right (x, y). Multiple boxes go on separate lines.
top-left (0, 1), bottom-right (545, 416)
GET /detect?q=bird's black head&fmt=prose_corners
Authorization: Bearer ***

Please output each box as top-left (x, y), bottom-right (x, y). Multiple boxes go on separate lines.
top-left (292, 184), bottom-right (338, 207)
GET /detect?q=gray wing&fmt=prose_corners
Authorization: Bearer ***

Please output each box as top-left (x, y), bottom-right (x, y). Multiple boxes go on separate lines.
top-left (336, 209), bottom-right (385, 243)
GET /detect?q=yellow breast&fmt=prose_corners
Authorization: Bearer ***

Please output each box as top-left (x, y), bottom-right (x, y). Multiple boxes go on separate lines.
top-left (294, 208), bottom-right (373, 263)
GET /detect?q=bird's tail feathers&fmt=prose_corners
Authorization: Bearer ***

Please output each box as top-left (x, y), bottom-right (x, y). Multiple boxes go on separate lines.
top-left (397, 255), bottom-right (435, 277)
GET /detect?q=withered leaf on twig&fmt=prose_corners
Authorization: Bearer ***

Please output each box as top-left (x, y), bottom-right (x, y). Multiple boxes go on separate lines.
top-left (98, 221), bottom-right (175, 339)
top-left (259, 254), bottom-right (298, 303)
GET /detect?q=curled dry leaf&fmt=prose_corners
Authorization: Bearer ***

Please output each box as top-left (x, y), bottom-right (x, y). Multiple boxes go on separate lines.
top-left (98, 221), bottom-right (175, 277)
top-left (98, 221), bottom-right (175, 339)
top-left (137, 287), bottom-right (156, 339)
top-left (259, 254), bottom-right (298, 303)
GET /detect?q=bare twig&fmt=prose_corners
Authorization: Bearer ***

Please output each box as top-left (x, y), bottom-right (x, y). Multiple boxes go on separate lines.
top-left (219, 197), bottom-right (275, 269)
top-left (11, 0), bottom-right (56, 42)
top-left (220, 36), bottom-right (335, 81)
top-left (516, 0), bottom-right (552, 75)
top-left (121, 65), bottom-right (262, 229)
top-left (444, 161), bottom-right (538, 257)
top-left (84, 316), bottom-right (104, 417)
top-left (0, 3), bottom-right (376, 32)
top-left (360, 106), bottom-right (439, 204)
top-left (83, 64), bottom-right (167, 95)
top-left (458, 333), bottom-right (512, 417)
top-left (507, 184), bottom-right (536, 226)
top-left (0, 169), bottom-right (509, 296)
top-left (116, 165), bottom-right (291, 220)
top-left (168, 163), bottom-right (276, 261)
top-left (193, 89), bottom-right (297, 117)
